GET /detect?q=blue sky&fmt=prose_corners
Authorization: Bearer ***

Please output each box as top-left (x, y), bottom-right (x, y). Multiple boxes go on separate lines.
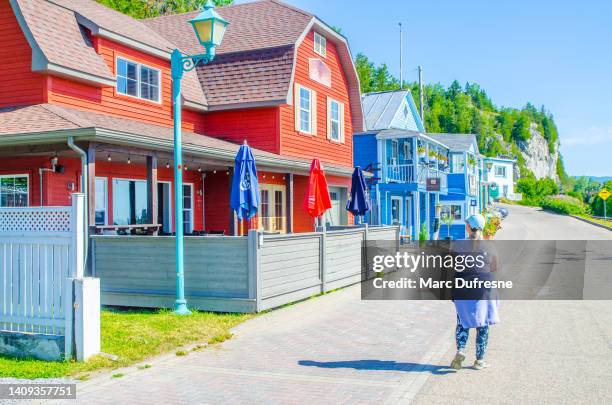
top-left (236, 0), bottom-right (612, 176)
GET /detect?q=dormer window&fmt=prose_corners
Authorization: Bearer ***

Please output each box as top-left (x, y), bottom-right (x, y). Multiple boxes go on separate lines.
top-left (116, 58), bottom-right (160, 103)
top-left (314, 32), bottom-right (327, 57)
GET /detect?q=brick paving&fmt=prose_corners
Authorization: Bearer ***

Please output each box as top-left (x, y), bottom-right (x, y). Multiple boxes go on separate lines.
top-left (51, 287), bottom-right (455, 405)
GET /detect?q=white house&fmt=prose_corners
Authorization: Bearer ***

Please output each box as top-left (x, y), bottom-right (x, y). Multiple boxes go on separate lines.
top-left (484, 157), bottom-right (519, 200)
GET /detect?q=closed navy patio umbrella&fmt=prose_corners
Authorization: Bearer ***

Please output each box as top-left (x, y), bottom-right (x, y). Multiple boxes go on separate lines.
top-left (346, 167), bottom-right (371, 223)
top-left (230, 142), bottom-right (260, 225)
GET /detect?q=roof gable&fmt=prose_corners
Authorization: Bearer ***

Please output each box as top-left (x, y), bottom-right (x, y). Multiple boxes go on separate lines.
top-left (11, 0), bottom-right (114, 86)
top-left (362, 90), bottom-right (424, 132)
top-left (427, 133), bottom-right (480, 154)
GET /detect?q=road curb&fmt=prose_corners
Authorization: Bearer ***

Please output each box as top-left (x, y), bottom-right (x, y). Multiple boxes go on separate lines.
top-left (570, 215), bottom-right (612, 231)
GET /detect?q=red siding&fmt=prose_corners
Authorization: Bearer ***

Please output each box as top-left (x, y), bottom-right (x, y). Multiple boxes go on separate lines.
top-left (280, 30), bottom-right (354, 169)
top-left (0, 156), bottom-right (81, 206)
top-left (292, 173), bottom-right (354, 232)
top-left (203, 108), bottom-right (280, 154)
top-left (0, 1), bottom-right (45, 107)
top-left (204, 170), bottom-right (231, 234)
top-left (47, 36), bottom-right (202, 132)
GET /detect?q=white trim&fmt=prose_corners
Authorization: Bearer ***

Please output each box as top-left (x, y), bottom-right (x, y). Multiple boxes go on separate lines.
top-left (439, 201), bottom-right (464, 224)
top-left (296, 84), bottom-right (314, 135)
top-left (314, 32), bottom-right (327, 57)
top-left (390, 195), bottom-right (403, 226)
top-left (157, 180), bottom-right (173, 233)
top-left (0, 173), bottom-right (29, 207)
top-left (182, 183), bottom-right (194, 234)
top-left (327, 97), bottom-right (344, 143)
top-left (94, 177), bottom-right (108, 226)
top-left (115, 57), bottom-right (162, 104)
top-left (258, 184), bottom-right (287, 233)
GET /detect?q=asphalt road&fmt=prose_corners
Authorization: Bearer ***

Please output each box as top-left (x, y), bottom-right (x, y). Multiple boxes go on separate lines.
top-left (494, 203), bottom-right (611, 240)
top-left (412, 204), bottom-right (612, 404)
top-left (39, 204), bottom-right (612, 405)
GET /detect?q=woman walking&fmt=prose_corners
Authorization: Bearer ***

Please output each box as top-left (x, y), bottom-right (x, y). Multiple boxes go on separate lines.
top-left (450, 214), bottom-right (499, 370)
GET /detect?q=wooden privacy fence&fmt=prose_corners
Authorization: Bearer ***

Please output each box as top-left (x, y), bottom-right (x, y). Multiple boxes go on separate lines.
top-left (0, 194), bottom-right (95, 360)
top-left (93, 225), bottom-right (399, 313)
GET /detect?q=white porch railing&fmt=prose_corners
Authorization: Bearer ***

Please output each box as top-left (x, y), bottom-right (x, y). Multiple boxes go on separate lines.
top-left (383, 164), bottom-right (448, 190)
top-left (384, 164), bottom-right (415, 183)
top-left (0, 194), bottom-right (98, 361)
top-left (417, 166), bottom-right (448, 190)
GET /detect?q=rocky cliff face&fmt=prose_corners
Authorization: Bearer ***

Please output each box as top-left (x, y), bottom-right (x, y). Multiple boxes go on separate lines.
top-left (517, 124), bottom-right (559, 181)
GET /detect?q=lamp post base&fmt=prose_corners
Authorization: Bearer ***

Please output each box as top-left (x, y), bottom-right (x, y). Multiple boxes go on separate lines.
top-left (173, 300), bottom-right (192, 316)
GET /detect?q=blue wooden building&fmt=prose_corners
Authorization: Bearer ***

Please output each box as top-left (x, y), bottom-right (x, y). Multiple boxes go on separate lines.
top-left (354, 91), bottom-right (450, 240)
top-left (428, 134), bottom-right (483, 240)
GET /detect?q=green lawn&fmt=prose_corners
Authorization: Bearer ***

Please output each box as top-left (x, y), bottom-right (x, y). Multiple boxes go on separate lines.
top-left (575, 215), bottom-right (612, 229)
top-left (0, 308), bottom-right (252, 379)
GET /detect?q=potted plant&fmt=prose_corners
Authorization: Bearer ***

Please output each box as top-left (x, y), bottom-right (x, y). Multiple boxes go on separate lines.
top-left (438, 153), bottom-right (448, 170)
top-left (468, 155), bottom-right (477, 168)
top-left (417, 145), bottom-right (426, 160)
top-left (483, 215), bottom-right (501, 239)
top-left (428, 149), bottom-right (438, 164)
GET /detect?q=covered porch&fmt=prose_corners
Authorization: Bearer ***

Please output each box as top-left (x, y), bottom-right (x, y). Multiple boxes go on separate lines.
top-left (0, 104), bottom-right (355, 238)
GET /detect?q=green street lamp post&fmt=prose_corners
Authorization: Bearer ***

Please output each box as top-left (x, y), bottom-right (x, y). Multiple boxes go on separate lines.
top-left (171, 0), bottom-right (228, 315)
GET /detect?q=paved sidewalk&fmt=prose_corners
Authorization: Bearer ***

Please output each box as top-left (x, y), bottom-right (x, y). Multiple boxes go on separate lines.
top-left (37, 204), bottom-right (612, 404)
top-left (56, 287), bottom-right (456, 405)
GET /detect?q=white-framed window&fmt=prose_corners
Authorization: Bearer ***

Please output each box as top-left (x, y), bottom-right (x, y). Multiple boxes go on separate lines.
top-left (451, 154), bottom-right (465, 173)
top-left (258, 184), bottom-right (286, 233)
top-left (403, 141), bottom-right (411, 160)
top-left (441, 204), bottom-right (463, 222)
top-left (391, 139), bottom-right (399, 164)
top-left (112, 178), bottom-right (148, 225)
top-left (183, 183), bottom-right (194, 234)
top-left (327, 98), bottom-right (344, 142)
top-left (0, 174), bottom-right (28, 207)
top-left (314, 32), bottom-right (327, 57)
top-left (295, 84), bottom-right (316, 134)
top-left (495, 165), bottom-right (507, 178)
top-left (94, 177), bottom-right (108, 225)
top-left (116, 58), bottom-right (160, 102)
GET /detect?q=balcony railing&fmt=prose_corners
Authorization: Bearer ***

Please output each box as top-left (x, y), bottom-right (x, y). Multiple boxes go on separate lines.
top-left (384, 163), bottom-right (448, 191)
top-left (384, 164), bottom-right (415, 183)
top-left (417, 165), bottom-right (448, 190)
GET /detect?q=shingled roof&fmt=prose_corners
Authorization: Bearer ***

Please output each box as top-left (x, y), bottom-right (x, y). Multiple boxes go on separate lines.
top-left (8, 0), bottom-right (362, 127)
top-left (143, 0), bottom-right (313, 57)
top-left (9, 0), bottom-right (206, 108)
top-left (0, 104), bottom-right (354, 176)
top-left (145, 0), bottom-right (363, 125)
top-left (427, 133), bottom-right (479, 153)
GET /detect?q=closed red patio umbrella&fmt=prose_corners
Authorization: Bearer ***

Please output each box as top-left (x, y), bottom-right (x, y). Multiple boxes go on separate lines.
top-left (303, 159), bottom-right (332, 226)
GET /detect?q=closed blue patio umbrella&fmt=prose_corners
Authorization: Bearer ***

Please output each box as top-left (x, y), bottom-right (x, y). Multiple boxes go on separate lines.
top-left (230, 142), bottom-right (260, 231)
top-left (346, 167), bottom-right (371, 224)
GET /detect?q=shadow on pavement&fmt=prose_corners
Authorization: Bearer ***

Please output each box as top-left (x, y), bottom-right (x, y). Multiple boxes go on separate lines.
top-left (298, 360), bottom-right (455, 375)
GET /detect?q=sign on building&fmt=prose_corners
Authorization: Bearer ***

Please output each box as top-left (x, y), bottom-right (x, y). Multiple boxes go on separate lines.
top-left (426, 178), bottom-right (440, 192)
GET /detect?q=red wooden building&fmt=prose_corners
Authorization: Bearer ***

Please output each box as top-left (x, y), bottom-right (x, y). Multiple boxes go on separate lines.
top-left (0, 0), bottom-right (364, 235)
